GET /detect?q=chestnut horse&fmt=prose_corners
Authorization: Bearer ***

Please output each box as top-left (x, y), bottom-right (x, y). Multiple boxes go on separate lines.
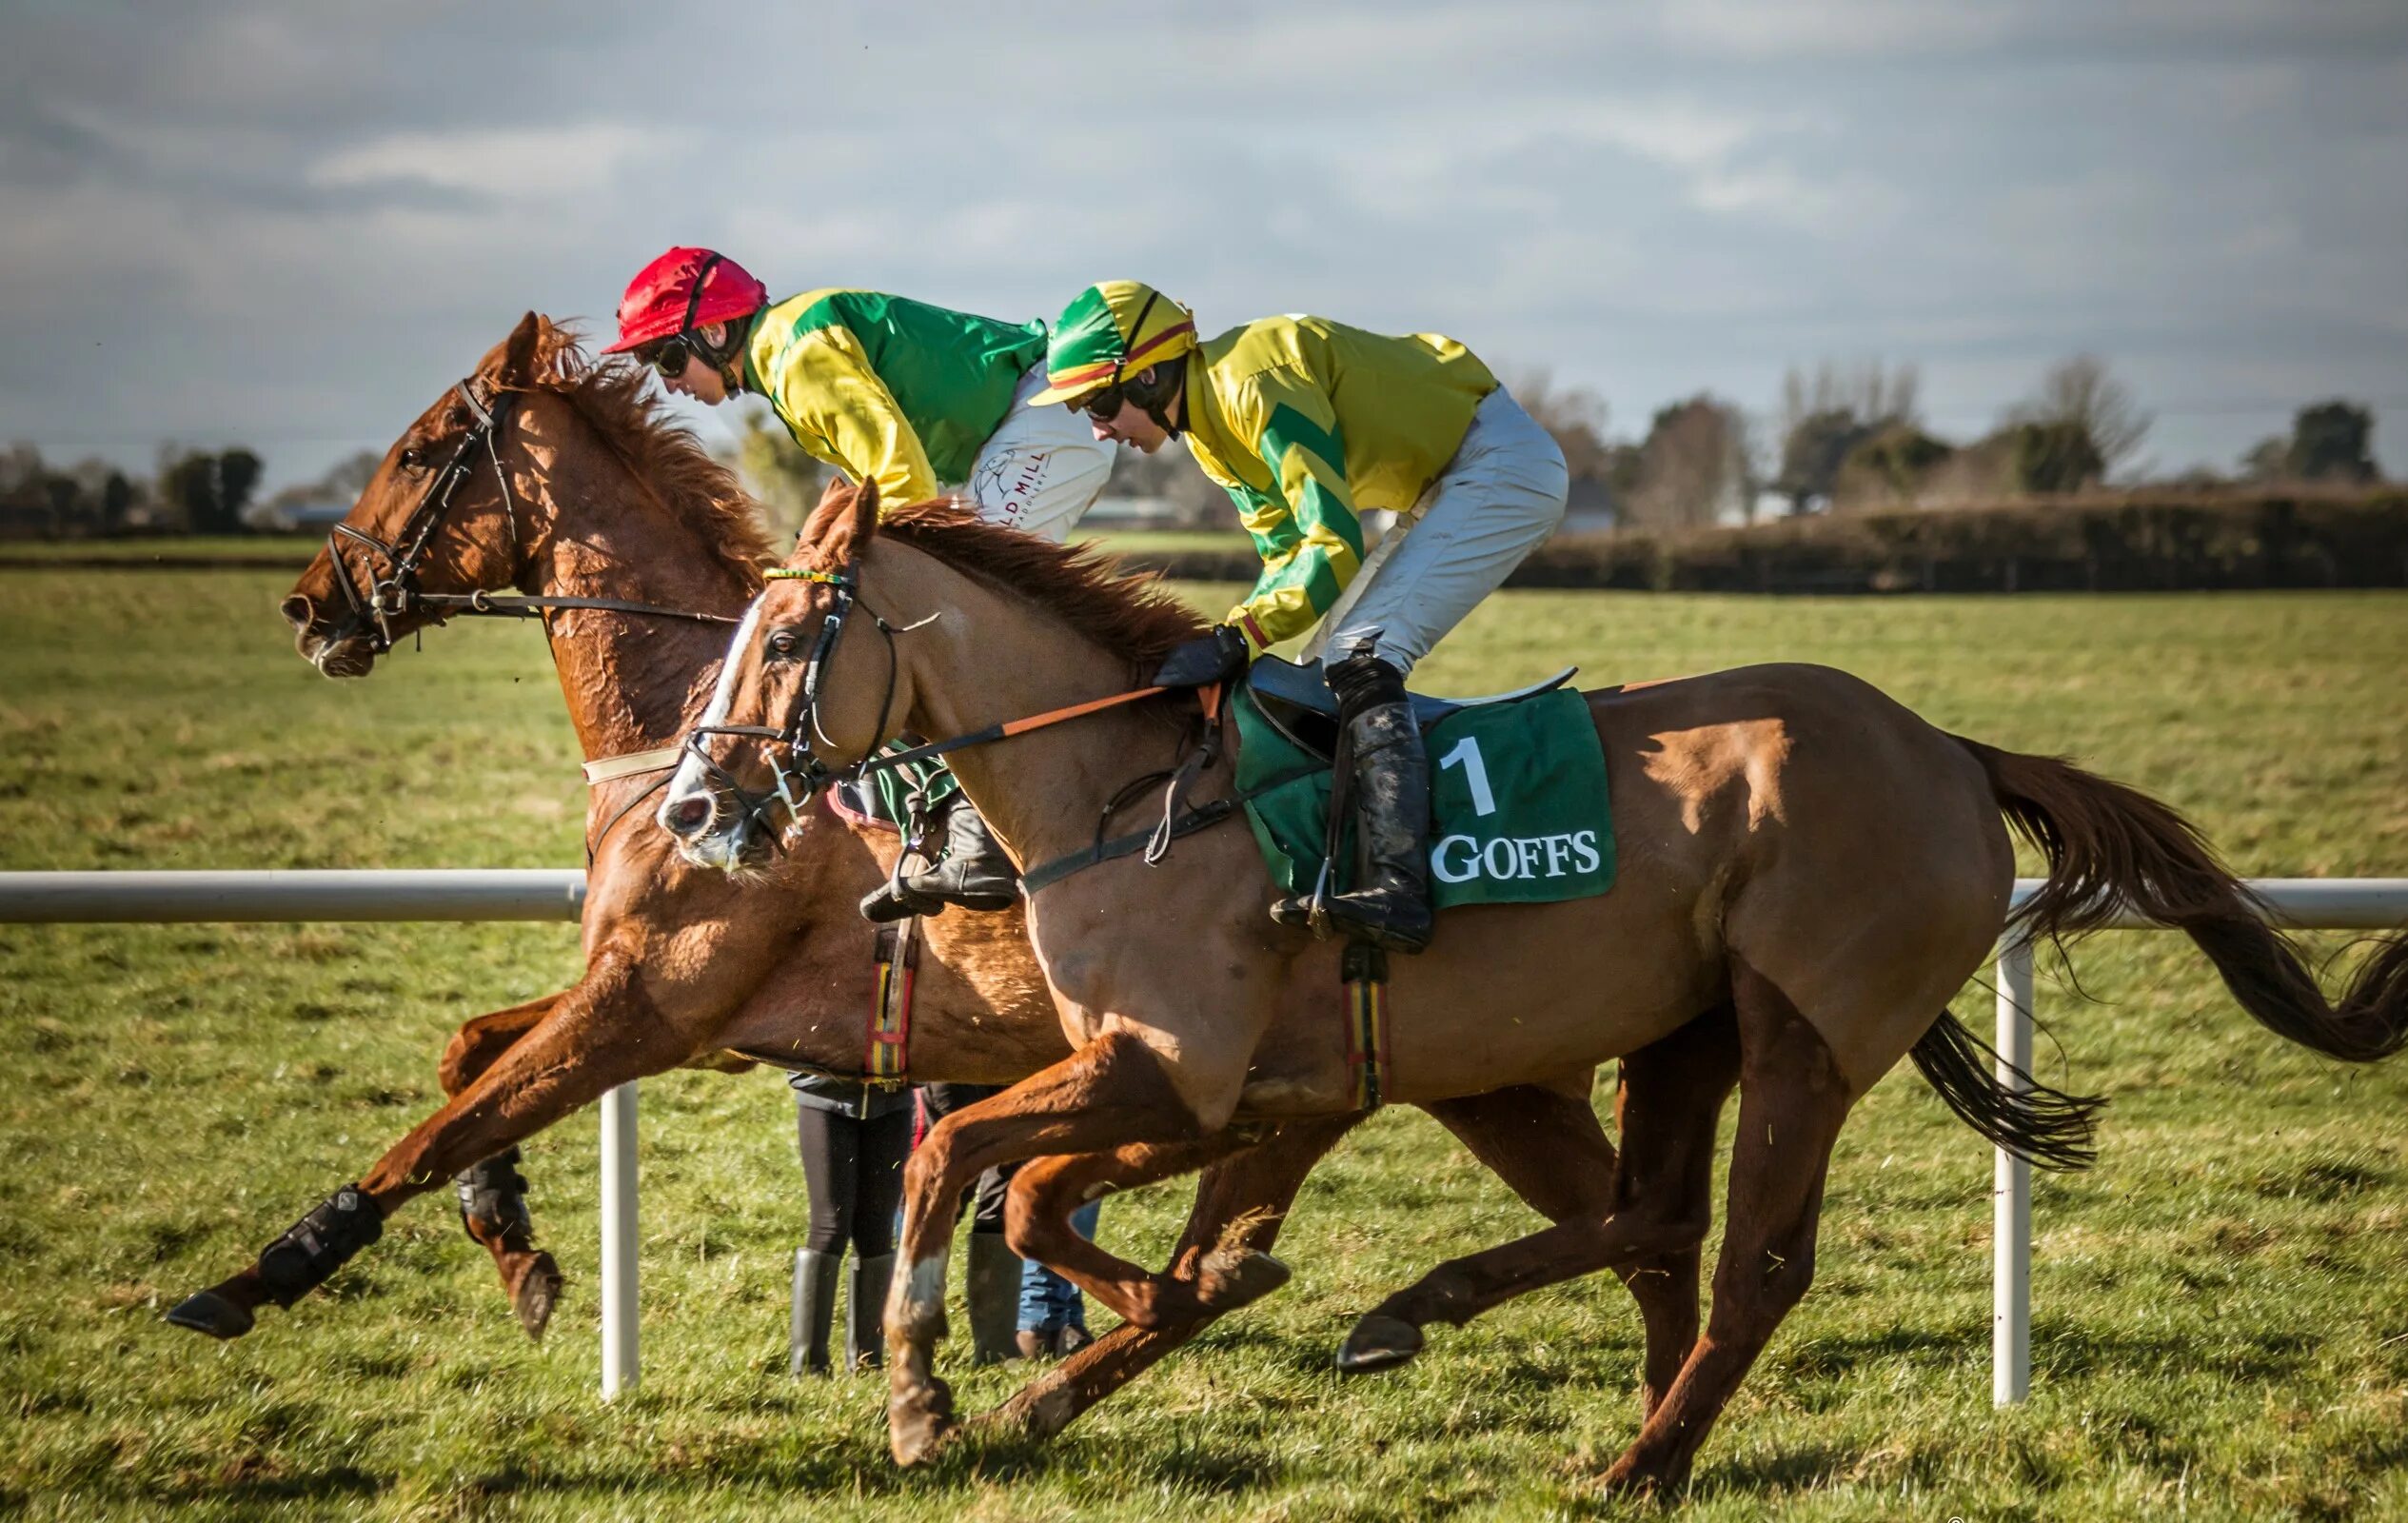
top-left (179, 314), bottom-right (1631, 1443)
top-left (667, 485), bottom-right (2408, 1490)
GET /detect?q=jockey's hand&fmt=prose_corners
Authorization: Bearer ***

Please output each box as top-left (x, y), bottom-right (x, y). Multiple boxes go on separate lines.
top-left (1150, 624), bottom-right (1251, 688)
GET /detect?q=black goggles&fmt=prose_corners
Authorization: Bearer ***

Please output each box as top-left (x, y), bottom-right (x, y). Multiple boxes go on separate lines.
top-left (1076, 383), bottom-right (1128, 423)
top-left (644, 333), bottom-right (696, 380)
top-left (643, 252), bottom-right (724, 381)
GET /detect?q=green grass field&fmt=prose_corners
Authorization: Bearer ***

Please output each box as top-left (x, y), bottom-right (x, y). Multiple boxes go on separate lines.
top-left (2, 570), bottom-right (2404, 1521)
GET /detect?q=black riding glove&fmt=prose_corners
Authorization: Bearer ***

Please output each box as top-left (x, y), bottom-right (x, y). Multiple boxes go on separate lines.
top-left (1150, 624), bottom-right (1251, 688)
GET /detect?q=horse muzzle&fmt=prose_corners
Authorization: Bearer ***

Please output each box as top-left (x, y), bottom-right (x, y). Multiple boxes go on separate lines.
top-left (283, 595), bottom-right (379, 679)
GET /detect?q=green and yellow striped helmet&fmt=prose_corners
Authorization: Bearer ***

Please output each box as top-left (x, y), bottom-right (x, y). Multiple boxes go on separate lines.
top-left (1027, 281), bottom-right (1198, 406)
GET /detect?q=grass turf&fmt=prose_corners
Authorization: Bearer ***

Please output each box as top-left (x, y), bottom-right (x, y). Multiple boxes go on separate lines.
top-left (1, 570), bottom-right (2404, 1520)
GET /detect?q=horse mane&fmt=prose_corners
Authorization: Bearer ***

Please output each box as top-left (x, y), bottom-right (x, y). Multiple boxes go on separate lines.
top-left (512, 318), bottom-right (773, 583)
top-left (810, 490), bottom-right (1207, 672)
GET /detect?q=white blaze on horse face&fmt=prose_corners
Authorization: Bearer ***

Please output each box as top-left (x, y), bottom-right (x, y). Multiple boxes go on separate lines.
top-left (658, 595), bottom-right (765, 860)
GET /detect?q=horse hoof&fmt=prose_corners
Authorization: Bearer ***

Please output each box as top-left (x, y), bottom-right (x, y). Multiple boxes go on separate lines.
top-left (165, 1289), bottom-right (254, 1340)
top-left (889, 1405), bottom-right (957, 1467)
top-left (889, 1374), bottom-right (957, 1467)
top-left (513, 1255), bottom-right (563, 1343)
top-left (1198, 1248), bottom-right (1293, 1313)
top-left (1335, 1314), bottom-right (1422, 1374)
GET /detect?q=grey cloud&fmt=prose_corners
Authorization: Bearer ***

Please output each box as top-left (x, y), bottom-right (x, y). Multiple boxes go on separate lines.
top-left (0, 0), bottom-right (2402, 485)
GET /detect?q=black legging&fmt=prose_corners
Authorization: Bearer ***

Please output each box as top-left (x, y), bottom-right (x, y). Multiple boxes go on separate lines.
top-left (797, 1103), bottom-right (912, 1257)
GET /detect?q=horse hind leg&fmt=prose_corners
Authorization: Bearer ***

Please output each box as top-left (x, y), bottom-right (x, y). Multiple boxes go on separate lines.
top-left (440, 995), bottom-right (566, 1340)
top-left (1595, 957), bottom-right (1855, 1498)
top-left (1337, 1011), bottom-right (1738, 1386)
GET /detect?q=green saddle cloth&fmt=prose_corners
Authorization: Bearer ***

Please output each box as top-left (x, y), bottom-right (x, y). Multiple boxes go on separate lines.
top-left (1231, 683), bottom-right (1615, 910)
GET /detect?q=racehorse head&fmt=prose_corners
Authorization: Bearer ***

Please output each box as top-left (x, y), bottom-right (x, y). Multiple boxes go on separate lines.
top-left (658, 478), bottom-right (897, 868)
top-left (282, 312), bottom-right (563, 677)
top-left (660, 479), bottom-right (1206, 870)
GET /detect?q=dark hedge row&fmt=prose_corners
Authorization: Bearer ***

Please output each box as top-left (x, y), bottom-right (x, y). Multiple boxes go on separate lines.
top-left (1119, 493), bottom-right (2408, 594)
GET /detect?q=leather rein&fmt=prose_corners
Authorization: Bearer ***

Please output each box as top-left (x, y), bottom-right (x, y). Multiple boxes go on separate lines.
top-left (680, 561), bottom-right (1229, 876)
top-left (323, 377), bottom-right (738, 655)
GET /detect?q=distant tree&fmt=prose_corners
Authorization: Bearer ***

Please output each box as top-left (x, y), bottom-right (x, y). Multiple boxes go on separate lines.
top-left (320, 448), bottom-right (385, 501)
top-left (160, 447), bottom-right (264, 535)
top-left (2001, 420), bottom-right (2104, 494)
top-left (1773, 360), bottom-right (1920, 513)
top-left (1501, 367), bottom-right (1613, 485)
top-left (2237, 435), bottom-right (2291, 483)
top-left (1830, 424), bottom-right (1954, 512)
top-left (2284, 400), bottom-right (2378, 483)
top-left (2010, 355), bottom-right (2150, 477)
top-left (725, 403), bottom-right (826, 545)
top-left (1628, 395), bottom-right (1750, 529)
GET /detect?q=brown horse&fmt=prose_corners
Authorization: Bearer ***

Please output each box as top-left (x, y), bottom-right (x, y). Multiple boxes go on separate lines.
top-left (669, 485), bottom-right (2408, 1489)
top-left (184, 313), bottom-right (1630, 1442)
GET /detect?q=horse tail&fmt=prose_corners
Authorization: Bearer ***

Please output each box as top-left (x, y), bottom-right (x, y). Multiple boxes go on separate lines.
top-left (1909, 1010), bottom-right (2104, 1171)
top-left (1953, 736), bottom-right (2408, 1064)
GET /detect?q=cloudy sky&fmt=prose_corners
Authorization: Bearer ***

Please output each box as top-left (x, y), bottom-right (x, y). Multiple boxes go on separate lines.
top-left (4, 0), bottom-right (2404, 488)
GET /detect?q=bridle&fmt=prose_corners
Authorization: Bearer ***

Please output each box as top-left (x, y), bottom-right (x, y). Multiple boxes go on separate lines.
top-left (678, 557), bottom-right (1213, 866)
top-left (325, 379), bottom-right (523, 655)
top-left (322, 376), bottom-right (737, 654)
top-left (679, 562), bottom-right (905, 845)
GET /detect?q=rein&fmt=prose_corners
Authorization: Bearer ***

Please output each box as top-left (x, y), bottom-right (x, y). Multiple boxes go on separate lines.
top-left (325, 376), bottom-right (738, 650)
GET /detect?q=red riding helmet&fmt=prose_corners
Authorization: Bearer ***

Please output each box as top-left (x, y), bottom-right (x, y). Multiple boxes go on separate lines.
top-left (603, 247), bottom-right (769, 354)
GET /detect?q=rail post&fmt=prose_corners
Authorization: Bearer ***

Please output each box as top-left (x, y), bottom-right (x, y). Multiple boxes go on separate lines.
top-left (600, 1081), bottom-right (639, 1399)
top-left (1992, 934), bottom-right (2035, 1407)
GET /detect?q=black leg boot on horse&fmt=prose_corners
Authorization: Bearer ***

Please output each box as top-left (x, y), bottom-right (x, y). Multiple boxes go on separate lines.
top-left (861, 787), bottom-right (1022, 921)
top-left (1275, 652), bottom-right (1434, 954)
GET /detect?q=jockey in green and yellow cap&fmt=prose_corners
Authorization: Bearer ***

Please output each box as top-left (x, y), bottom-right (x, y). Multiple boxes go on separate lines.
top-left (1034, 281), bottom-right (1572, 955)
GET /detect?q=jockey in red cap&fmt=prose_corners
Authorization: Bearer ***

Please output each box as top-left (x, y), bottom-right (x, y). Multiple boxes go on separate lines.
top-left (611, 247), bottom-right (1117, 917)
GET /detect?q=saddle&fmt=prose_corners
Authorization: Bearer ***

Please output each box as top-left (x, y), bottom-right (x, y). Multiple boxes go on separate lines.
top-left (1243, 654), bottom-right (1579, 762)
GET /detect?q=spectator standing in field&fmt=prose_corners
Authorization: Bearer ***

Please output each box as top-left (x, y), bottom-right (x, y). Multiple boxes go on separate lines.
top-left (1018, 1200), bottom-right (1100, 1357)
top-left (787, 1073), bottom-right (912, 1374)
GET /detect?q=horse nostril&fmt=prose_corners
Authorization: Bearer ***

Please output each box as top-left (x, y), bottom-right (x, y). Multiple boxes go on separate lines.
top-left (669, 797), bottom-right (714, 836)
top-left (281, 594), bottom-right (314, 629)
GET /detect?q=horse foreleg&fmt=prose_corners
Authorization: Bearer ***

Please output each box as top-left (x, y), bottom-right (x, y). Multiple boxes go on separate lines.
top-left (1337, 1011), bottom-right (1740, 1382)
top-left (438, 994), bottom-right (566, 1341)
top-left (884, 1029), bottom-right (1227, 1466)
top-left (976, 1113), bottom-right (1369, 1443)
top-left (1598, 964), bottom-right (1851, 1497)
top-left (166, 951), bottom-right (688, 1341)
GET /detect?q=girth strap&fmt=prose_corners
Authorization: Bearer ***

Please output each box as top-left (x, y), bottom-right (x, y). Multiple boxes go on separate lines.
top-left (867, 916), bottom-right (919, 1083)
top-left (1343, 941), bottom-right (1392, 1111)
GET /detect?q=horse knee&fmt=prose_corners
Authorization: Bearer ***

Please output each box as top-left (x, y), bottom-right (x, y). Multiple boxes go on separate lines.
top-left (436, 1032), bottom-right (484, 1097)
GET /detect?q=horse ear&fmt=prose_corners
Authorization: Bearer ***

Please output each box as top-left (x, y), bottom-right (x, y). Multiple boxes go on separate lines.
top-left (490, 311), bottom-right (544, 388)
top-left (797, 477), bottom-right (882, 565)
top-left (847, 478), bottom-right (881, 555)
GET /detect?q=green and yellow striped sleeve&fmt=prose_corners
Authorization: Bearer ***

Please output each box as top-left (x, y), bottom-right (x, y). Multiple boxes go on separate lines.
top-left (1223, 376), bottom-right (1364, 651)
top-left (761, 324), bottom-right (942, 508)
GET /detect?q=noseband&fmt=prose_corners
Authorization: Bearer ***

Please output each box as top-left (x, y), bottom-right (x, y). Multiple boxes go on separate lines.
top-left (325, 379), bottom-right (523, 654)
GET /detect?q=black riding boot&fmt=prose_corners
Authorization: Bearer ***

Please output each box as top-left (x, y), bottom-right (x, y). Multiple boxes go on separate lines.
top-left (790, 1248), bottom-right (839, 1375)
top-left (1317, 655), bottom-right (1434, 954)
top-left (845, 1251), bottom-right (893, 1372)
top-left (859, 793), bottom-right (1021, 921)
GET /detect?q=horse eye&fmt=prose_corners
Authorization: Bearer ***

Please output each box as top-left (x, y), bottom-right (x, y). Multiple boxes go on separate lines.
top-left (398, 446), bottom-right (427, 471)
top-left (767, 628), bottom-right (800, 660)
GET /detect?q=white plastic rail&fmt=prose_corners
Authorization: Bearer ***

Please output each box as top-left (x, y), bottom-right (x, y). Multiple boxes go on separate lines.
top-left (4, 869), bottom-right (2402, 1408)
